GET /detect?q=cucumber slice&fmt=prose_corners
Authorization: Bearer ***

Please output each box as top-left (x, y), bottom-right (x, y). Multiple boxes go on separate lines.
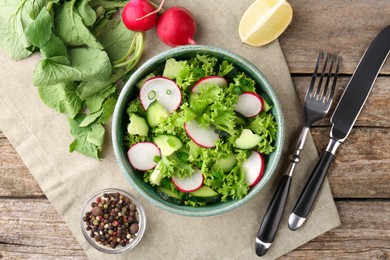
top-left (214, 154), bottom-right (237, 173)
top-left (154, 135), bottom-right (183, 156)
top-left (188, 186), bottom-right (220, 203)
top-left (235, 111), bottom-right (248, 126)
top-left (127, 113), bottom-right (149, 136)
top-left (262, 98), bottom-right (271, 112)
top-left (163, 58), bottom-right (185, 79)
top-left (147, 101), bottom-right (170, 128)
top-left (150, 162), bottom-right (163, 185)
top-left (234, 129), bottom-right (261, 149)
top-left (156, 187), bottom-right (182, 205)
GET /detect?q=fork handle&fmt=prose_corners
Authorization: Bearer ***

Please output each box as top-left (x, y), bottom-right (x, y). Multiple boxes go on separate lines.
top-left (288, 139), bottom-right (341, 231)
top-left (256, 174), bottom-right (292, 256)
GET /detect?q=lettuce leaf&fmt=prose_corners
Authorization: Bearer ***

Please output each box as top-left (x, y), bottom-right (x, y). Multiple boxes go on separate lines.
top-left (249, 112), bottom-right (278, 154)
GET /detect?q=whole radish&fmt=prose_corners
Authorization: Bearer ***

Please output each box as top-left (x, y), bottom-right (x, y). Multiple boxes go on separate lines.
top-left (156, 7), bottom-right (197, 47)
top-left (122, 0), bottom-right (159, 32)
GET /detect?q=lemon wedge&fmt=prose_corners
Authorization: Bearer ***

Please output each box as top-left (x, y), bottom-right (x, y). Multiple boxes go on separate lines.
top-left (239, 0), bottom-right (293, 46)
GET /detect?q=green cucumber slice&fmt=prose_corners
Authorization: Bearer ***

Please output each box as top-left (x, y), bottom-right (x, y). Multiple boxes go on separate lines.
top-left (162, 58), bottom-right (185, 79)
top-left (214, 154), bottom-right (237, 173)
top-left (188, 186), bottom-right (220, 203)
top-left (150, 162), bottom-right (163, 185)
top-left (147, 101), bottom-right (170, 128)
top-left (234, 129), bottom-right (261, 149)
top-left (154, 135), bottom-right (183, 156)
top-left (156, 187), bottom-right (182, 205)
top-left (127, 113), bottom-right (149, 136)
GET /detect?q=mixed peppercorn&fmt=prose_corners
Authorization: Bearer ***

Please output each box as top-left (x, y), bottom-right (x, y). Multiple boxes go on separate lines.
top-left (82, 192), bottom-right (140, 249)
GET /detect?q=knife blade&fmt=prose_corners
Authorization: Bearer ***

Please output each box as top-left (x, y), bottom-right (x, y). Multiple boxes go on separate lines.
top-left (288, 25), bottom-right (390, 231)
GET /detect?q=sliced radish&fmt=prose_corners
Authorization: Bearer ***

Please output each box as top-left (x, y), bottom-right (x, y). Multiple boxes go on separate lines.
top-left (127, 142), bottom-right (161, 171)
top-left (172, 169), bottom-right (204, 192)
top-left (234, 92), bottom-right (264, 118)
top-left (191, 76), bottom-right (228, 93)
top-left (242, 150), bottom-right (265, 188)
top-left (184, 120), bottom-right (220, 148)
top-left (140, 76), bottom-right (182, 113)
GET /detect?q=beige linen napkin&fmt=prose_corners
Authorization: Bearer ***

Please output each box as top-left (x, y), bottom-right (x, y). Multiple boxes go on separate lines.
top-left (0, 0), bottom-right (340, 259)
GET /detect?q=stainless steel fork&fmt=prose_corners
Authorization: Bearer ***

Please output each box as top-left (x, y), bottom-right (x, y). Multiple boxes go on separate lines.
top-left (255, 51), bottom-right (340, 257)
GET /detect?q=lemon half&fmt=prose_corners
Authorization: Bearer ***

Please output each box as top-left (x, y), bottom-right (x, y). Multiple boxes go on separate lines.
top-left (239, 0), bottom-right (293, 46)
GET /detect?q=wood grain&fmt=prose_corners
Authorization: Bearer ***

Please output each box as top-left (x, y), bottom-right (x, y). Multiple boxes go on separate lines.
top-left (0, 133), bottom-right (43, 198)
top-left (312, 127), bottom-right (390, 198)
top-left (280, 0), bottom-right (390, 75)
top-left (0, 199), bottom-right (86, 259)
top-left (292, 76), bottom-right (390, 128)
top-left (283, 201), bottom-right (390, 259)
top-left (1, 199), bottom-right (389, 259)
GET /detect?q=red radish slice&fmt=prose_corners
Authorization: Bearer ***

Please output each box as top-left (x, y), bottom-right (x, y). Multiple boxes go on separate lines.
top-left (172, 169), bottom-right (204, 192)
top-left (184, 120), bottom-right (220, 148)
top-left (127, 142), bottom-right (160, 171)
top-left (191, 76), bottom-right (228, 93)
top-left (234, 92), bottom-right (264, 117)
top-left (140, 76), bottom-right (182, 113)
top-left (242, 150), bottom-right (265, 188)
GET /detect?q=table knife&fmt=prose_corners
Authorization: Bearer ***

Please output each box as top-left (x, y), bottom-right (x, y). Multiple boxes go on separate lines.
top-left (288, 25), bottom-right (390, 231)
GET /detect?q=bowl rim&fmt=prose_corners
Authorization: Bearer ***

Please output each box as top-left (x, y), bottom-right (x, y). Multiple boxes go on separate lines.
top-left (80, 188), bottom-right (146, 254)
top-left (112, 45), bottom-right (285, 217)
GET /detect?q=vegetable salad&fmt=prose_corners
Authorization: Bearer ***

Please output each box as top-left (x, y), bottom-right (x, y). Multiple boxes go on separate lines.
top-left (126, 54), bottom-right (278, 206)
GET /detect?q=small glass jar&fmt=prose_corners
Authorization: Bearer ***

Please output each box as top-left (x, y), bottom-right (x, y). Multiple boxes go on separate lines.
top-left (80, 188), bottom-right (146, 254)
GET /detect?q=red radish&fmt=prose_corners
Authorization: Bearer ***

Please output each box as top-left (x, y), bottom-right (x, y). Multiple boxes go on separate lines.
top-left (184, 120), bottom-right (220, 148)
top-left (122, 0), bottom-right (159, 32)
top-left (140, 76), bottom-right (182, 113)
top-left (234, 92), bottom-right (264, 117)
top-left (172, 169), bottom-right (204, 192)
top-left (192, 76), bottom-right (228, 93)
top-left (127, 142), bottom-right (161, 171)
top-left (156, 7), bottom-right (197, 47)
top-left (242, 151), bottom-right (265, 188)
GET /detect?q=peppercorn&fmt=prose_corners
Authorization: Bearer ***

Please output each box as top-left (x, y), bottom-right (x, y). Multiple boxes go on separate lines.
top-left (92, 206), bottom-right (103, 216)
top-left (130, 223), bottom-right (139, 235)
top-left (83, 192), bottom-right (141, 249)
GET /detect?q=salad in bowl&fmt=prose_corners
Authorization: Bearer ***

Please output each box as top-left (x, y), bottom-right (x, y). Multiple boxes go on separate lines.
top-left (112, 45), bottom-right (284, 216)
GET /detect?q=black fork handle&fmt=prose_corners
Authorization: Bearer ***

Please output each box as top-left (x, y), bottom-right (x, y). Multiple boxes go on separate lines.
top-left (256, 175), bottom-right (292, 256)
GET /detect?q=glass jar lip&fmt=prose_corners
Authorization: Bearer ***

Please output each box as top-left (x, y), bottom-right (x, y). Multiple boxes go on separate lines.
top-left (80, 188), bottom-right (146, 254)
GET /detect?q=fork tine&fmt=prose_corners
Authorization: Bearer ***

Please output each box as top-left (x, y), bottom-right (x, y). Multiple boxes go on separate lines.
top-left (306, 51), bottom-right (323, 99)
top-left (321, 54), bottom-right (336, 101)
top-left (314, 52), bottom-right (330, 98)
top-left (326, 56), bottom-right (340, 103)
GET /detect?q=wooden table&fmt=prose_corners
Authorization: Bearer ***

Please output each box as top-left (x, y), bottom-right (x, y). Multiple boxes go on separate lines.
top-left (1, 0), bottom-right (389, 258)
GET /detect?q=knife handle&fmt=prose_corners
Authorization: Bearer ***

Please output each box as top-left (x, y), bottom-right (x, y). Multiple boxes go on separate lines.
top-left (256, 175), bottom-right (292, 256)
top-left (288, 150), bottom-right (335, 231)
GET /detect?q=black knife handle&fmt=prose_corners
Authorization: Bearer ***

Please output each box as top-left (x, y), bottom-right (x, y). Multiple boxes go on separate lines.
top-left (289, 151), bottom-right (334, 230)
top-left (256, 175), bottom-right (292, 256)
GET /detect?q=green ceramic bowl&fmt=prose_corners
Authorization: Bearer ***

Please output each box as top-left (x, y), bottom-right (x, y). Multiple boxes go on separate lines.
top-left (112, 45), bottom-right (284, 217)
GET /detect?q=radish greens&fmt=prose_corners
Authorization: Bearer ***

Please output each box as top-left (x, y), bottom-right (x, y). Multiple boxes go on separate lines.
top-left (0, 0), bottom-right (145, 159)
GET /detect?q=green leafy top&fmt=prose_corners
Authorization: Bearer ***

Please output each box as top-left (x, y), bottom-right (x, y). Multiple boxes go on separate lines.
top-left (0, 0), bottom-right (144, 159)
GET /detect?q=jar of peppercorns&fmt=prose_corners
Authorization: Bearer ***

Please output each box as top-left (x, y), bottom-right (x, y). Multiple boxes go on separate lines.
top-left (80, 188), bottom-right (146, 254)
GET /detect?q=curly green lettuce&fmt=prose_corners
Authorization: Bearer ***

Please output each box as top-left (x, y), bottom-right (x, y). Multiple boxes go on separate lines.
top-left (125, 55), bottom-right (278, 205)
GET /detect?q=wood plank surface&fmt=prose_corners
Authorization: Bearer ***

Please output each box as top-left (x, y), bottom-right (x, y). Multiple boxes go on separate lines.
top-left (280, 0), bottom-right (390, 74)
top-left (0, 133), bottom-right (43, 198)
top-left (1, 199), bottom-right (389, 259)
top-left (292, 76), bottom-right (390, 128)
